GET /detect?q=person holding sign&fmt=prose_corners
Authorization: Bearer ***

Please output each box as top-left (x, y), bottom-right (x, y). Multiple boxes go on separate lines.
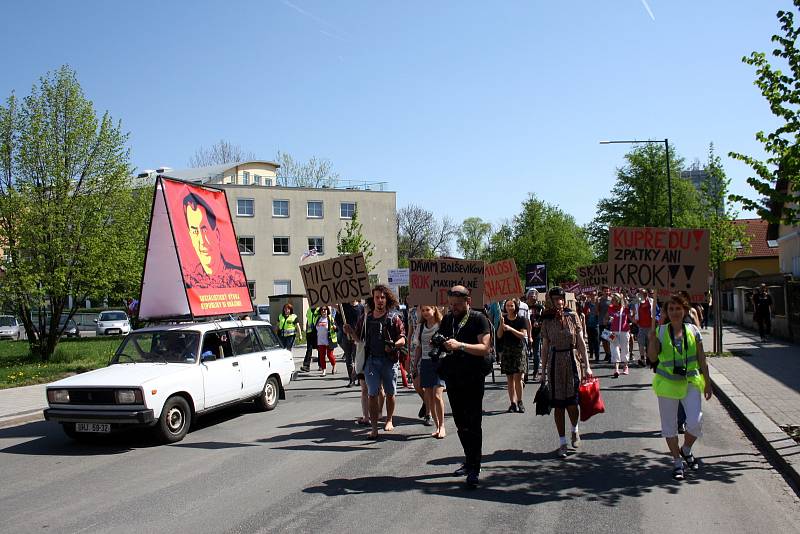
top-left (345, 285), bottom-right (406, 440)
top-left (541, 287), bottom-right (591, 459)
top-left (647, 294), bottom-right (712, 481)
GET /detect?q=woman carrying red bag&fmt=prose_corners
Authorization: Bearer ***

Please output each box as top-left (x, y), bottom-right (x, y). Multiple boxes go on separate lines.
top-left (541, 287), bottom-right (591, 459)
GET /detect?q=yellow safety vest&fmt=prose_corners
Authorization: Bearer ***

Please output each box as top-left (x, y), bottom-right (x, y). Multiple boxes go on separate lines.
top-left (652, 324), bottom-right (706, 399)
top-left (278, 313), bottom-right (298, 336)
top-left (306, 308), bottom-right (319, 333)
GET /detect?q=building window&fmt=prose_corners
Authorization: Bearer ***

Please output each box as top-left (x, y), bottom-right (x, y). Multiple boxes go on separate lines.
top-left (308, 237), bottom-right (324, 255)
top-left (265, 178), bottom-right (273, 186)
top-left (273, 280), bottom-right (291, 295)
top-left (247, 281), bottom-right (256, 300)
top-left (238, 236), bottom-right (255, 255)
top-left (273, 200), bottom-right (289, 217)
top-left (273, 237), bottom-right (289, 255)
top-left (254, 174), bottom-right (261, 186)
top-left (242, 171), bottom-right (250, 185)
top-left (237, 198), bottom-right (254, 217)
top-left (307, 201), bottom-right (324, 218)
top-left (340, 202), bottom-right (356, 219)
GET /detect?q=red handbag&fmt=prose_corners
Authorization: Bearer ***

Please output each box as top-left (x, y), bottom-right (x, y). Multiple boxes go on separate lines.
top-left (579, 374), bottom-right (605, 421)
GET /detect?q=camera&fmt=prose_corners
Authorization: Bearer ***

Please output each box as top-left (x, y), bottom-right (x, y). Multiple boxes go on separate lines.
top-left (428, 333), bottom-right (450, 362)
top-left (673, 365), bottom-right (687, 376)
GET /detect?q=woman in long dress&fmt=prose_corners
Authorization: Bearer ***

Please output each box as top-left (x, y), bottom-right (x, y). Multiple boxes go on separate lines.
top-left (541, 287), bottom-right (591, 458)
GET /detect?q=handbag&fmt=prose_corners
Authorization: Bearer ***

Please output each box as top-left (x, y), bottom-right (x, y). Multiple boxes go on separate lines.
top-left (354, 316), bottom-right (367, 374)
top-left (578, 374), bottom-right (605, 421)
top-left (534, 381), bottom-right (551, 415)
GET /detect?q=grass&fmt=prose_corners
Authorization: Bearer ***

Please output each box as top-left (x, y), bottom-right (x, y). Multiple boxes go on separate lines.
top-left (0, 337), bottom-right (122, 389)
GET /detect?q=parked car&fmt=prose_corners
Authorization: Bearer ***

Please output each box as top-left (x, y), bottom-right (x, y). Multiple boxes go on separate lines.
top-left (40, 317), bottom-right (80, 338)
top-left (0, 315), bottom-right (21, 340)
top-left (255, 304), bottom-right (271, 323)
top-left (44, 319), bottom-right (295, 443)
top-left (94, 311), bottom-right (131, 336)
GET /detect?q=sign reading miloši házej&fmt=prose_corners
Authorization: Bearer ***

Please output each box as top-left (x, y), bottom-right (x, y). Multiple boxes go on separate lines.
top-left (138, 177), bottom-right (253, 320)
top-left (577, 263), bottom-right (609, 288)
top-left (484, 259), bottom-right (522, 303)
top-left (608, 227), bottom-right (710, 301)
top-left (525, 263), bottom-right (547, 292)
top-left (300, 253), bottom-right (372, 307)
top-left (408, 258), bottom-right (485, 307)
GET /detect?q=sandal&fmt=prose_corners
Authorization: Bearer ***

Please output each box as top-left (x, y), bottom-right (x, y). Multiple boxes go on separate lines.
top-left (672, 465), bottom-right (685, 480)
top-left (680, 449), bottom-right (700, 471)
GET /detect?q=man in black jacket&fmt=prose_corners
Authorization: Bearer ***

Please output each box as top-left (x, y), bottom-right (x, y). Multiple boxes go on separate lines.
top-left (437, 285), bottom-right (492, 489)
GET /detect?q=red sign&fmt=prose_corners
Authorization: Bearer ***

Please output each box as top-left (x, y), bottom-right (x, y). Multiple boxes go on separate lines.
top-left (138, 177), bottom-right (252, 320)
top-left (483, 259), bottom-right (522, 303)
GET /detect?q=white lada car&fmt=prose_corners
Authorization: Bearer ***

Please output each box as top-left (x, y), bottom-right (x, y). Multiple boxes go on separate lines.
top-left (43, 320), bottom-right (295, 443)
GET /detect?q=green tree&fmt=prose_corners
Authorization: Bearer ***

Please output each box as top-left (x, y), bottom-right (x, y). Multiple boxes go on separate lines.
top-left (485, 195), bottom-right (594, 285)
top-left (337, 207), bottom-right (377, 272)
top-left (588, 142), bottom-right (702, 259)
top-left (457, 217), bottom-right (492, 260)
top-left (729, 2), bottom-right (800, 225)
top-left (0, 66), bottom-right (146, 360)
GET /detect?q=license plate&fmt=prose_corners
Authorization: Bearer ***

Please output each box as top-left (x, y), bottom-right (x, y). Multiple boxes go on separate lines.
top-left (75, 423), bottom-right (111, 433)
top-left (107, 329), bottom-right (120, 335)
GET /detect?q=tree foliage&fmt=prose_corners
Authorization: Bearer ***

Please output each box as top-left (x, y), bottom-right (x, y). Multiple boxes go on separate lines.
top-left (587, 142), bottom-right (702, 259)
top-left (337, 207), bottom-right (377, 272)
top-left (275, 151), bottom-right (339, 188)
top-left (485, 195), bottom-right (594, 285)
top-left (188, 139), bottom-right (255, 168)
top-left (0, 66), bottom-right (148, 360)
top-left (729, 2), bottom-right (800, 226)
top-left (396, 204), bottom-right (458, 266)
top-left (457, 216), bottom-right (492, 260)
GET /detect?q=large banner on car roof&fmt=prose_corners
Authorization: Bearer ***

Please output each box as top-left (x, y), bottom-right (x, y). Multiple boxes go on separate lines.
top-left (138, 176), bottom-right (253, 320)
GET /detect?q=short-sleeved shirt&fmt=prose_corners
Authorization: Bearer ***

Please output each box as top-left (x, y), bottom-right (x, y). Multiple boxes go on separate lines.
top-left (420, 322), bottom-right (438, 360)
top-left (438, 310), bottom-right (491, 376)
top-left (357, 310), bottom-right (405, 359)
top-left (500, 314), bottom-right (527, 349)
top-left (316, 317), bottom-right (330, 346)
top-left (517, 301), bottom-right (530, 322)
top-left (598, 296), bottom-right (611, 325)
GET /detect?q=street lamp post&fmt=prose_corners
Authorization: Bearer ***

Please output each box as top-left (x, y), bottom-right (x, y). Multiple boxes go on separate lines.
top-left (599, 138), bottom-right (673, 228)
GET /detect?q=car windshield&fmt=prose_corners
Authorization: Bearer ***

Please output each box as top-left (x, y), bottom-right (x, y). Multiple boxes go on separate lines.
top-left (111, 331), bottom-right (200, 364)
top-left (0, 317), bottom-right (16, 327)
top-left (101, 312), bottom-right (127, 321)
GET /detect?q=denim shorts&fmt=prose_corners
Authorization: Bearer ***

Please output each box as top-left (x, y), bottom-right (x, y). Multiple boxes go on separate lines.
top-left (365, 355), bottom-right (398, 397)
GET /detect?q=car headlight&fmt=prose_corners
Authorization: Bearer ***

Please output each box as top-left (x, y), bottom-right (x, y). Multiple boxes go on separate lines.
top-left (48, 389), bottom-right (70, 403)
top-left (115, 389), bottom-right (142, 404)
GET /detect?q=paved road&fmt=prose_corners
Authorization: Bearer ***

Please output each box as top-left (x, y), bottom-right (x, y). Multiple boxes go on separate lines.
top-left (1, 360), bottom-right (798, 534)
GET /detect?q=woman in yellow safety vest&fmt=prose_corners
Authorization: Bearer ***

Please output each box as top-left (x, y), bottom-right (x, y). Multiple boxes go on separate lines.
top-left (276, 303), bottom-right (301, 350)
top-left (647, 294), bottom-right (713, 481)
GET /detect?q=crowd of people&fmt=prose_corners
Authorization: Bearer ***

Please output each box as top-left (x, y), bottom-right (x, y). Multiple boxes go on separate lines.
top-left (275, 281), bottom-right (714, 487)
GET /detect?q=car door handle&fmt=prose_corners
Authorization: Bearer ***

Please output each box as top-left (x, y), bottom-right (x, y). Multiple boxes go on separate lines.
top-left (262, 356), bottom-right (267, 360)
top-left (232, 361), bottom-right (239, 367)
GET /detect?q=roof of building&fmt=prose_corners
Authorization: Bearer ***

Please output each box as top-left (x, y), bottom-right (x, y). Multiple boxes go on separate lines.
top-left (732, 218), bottom-right (780, 258)
top-left (161, 161), bottom-right (280, 183)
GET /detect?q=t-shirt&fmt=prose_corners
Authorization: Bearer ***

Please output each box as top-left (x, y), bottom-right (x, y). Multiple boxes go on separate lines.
top-left (584, 302), bottom-right (599, 328)
top-left (360, 310), bottom-right (405, 359)
top-left (637, 299), bottom-right (654, 328)
top-left (754, 293), bottom-right (773, 316)
top-left (438, 310), bottom-right (491, 376)
top-left (500, 314), bottom-right (526, 349)
top-left (420, 322), bottom-right (437, 360)
top-left (529, 302), bottom-right (544, 330)
top-left (316, 317), bottom-right (330, 346)
top-left (518, 301), bottom-right (530, 322)
top-left (598, 296), bottom-right (611, 325)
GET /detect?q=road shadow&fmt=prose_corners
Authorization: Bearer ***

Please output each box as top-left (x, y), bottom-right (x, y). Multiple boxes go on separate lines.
top-left (304, 447), bottom-right (754, 506)
top-left (0, 419), bottom-right (155, 456)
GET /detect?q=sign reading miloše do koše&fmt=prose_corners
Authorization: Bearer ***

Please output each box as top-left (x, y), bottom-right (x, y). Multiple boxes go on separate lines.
top-left (300, 253), bottom-right (372, 307)
top-left (408, 258), bottom-right (485, 307)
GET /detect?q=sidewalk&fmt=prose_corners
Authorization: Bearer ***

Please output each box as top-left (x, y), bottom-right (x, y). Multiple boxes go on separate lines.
top-left (706, 324), bottom-right (800, 487)
top-left (0, 383), bottom-right (46, 427)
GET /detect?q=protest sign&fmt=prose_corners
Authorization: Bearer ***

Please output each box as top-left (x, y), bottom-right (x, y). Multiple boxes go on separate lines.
top-left (608, 227), bottom-right (709, 294)
top-left (484, 259), bottom-right (522, 303)
top-left (387, 268), bottom-right (409, 287)
top-left (300, 253), bottom-right (372, 307)
top-left (577, 263), bottom-right (609, 288)
top-left (408, 258), bottom-right (485, 307)
top-left (525, 263), bottom-right (548, 292)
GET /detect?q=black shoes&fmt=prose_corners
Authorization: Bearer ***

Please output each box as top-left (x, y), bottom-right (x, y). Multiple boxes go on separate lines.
top-left (517, 401), bottom-right (525, 413)
top-left (299, 366), bottom-right (310, 372)
top-left (678, 423), bottom-right (687, 434)
top-left (465, 469), bottom-right (479, 489)
top-left (507, 403), bottom-right (518, 413)
top-left (418, 403), bottom-right (427, 418)
top-left (453, 464), bottom-right (468, 476)
top-left (423, 415), bottom-right (433, 426)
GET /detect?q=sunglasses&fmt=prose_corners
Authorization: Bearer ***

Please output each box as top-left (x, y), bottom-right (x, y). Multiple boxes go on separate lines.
top-left (447, 289), bottom-right (470, 298)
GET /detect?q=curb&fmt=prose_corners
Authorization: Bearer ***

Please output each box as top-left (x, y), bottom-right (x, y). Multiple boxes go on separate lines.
top-left (0, 409), bottom-right (44, 429)
top-left (708, 362), bottom-right (800, 489)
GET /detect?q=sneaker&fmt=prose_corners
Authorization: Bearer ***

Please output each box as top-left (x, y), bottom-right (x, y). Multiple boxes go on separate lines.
top-left (672, 464), bottom-right (685, 480)
top-left (678, 423), bottom-right (686, 434)
top-left (418, 403), bottom-right (427, 419)
top-left (571, 431), bottom-right (581, 448)
top-left (623, 367), bottom-right (629, 375)
top-left (423, 415), bottom-right (434, 426)
top-left (453, 464), bottom-right (468, 477)
top-left (558, 444), bottom-right (568, 459)
top-left (517, 401), bottom-right (525, 413)
top-left (507, 403), bottom-right (518, 413)
top-left (299, 366), bottom-right (310, 373)
top-left (465, 469), bottom-right (479, 489)
top-left (321, 369), bottom-right (326, 377)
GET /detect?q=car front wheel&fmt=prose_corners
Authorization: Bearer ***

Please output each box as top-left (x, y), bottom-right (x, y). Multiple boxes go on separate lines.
top-left (156, 396), bottom-right (191, 443)
top-left (255, 376), bottom-right (280, 411)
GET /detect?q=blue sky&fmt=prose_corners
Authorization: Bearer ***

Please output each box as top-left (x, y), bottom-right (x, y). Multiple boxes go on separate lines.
top-left (0, 0), bottom-right (787, 229)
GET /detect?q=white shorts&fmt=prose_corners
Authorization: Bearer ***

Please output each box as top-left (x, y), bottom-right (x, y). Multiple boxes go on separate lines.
top-left (610, 334), bottom-right (629, 363)
top-left (657, 387), bottom-right (703, 438)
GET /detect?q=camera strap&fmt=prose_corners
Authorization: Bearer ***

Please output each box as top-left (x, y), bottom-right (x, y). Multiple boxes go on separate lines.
top-left (668, 323), bottom-right (688, 366)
